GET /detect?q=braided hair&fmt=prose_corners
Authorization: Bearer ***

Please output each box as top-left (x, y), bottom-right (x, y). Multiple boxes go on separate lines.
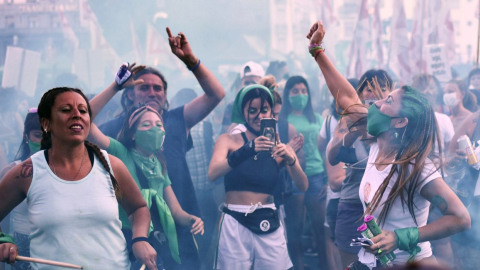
top-left (37, 87), bottom-right (121, 196)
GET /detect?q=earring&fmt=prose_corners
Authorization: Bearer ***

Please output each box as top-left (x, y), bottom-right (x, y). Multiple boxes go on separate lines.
top-left (394, 132), bottom-right (399, 139)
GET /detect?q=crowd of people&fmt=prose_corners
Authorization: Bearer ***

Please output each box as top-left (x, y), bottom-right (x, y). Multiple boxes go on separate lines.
top-left (0, 21), bottom-right (479, 270)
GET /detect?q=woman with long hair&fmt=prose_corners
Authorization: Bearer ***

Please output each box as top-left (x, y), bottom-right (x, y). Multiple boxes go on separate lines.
top-left (279, 75), bottom-right (328, 269)
top-left (326, 73), bottom-right (391, 269)
top-left (0, 87), bottom-right (156, 269)
top-left (0, 109), bottom-right (42, 270)
top-left (209, 84), bottom-right (308, 269)
top-left (88, 66), bottom-right (204, 270)
top-left (307, 21), bottom-right (470, 268)
top-left (443, 79), bottom-right (477, 131)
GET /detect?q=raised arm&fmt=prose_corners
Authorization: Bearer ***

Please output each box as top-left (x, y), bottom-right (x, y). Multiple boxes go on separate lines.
top-left (87, 124), bottom-right (110, 150)
top-left (327, 116), bottom-right (362, 166)
top-left (166, 27), bottom-right (225, 130)
top-left (110, 155), bottom-right (157, 270)
top-left (89, 63), bottom-right (146, 120)
top-left (307, 21), bottom-right (361, 111)
top-left (208, 135), bottom-right (235, 182)
top-left (449, 111), bottom-right (480, 152)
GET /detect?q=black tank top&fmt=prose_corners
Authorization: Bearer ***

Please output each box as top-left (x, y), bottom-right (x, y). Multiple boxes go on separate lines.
top-left (224, 133), bottom-right (280, 195)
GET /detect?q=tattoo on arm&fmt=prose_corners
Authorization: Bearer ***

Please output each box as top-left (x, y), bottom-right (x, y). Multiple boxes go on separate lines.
top-left (15, 163), bottom-right (33, 179)
top-left (431, 195), bottom-right (449, 214)
top-left (266, 196), bottom-right (274, 204)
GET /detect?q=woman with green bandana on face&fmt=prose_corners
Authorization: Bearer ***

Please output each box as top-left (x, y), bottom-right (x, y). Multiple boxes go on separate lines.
top-left (279, 75), bottom-right (328, 269)
top-left (307, 21), bottom-right (471, 269)
top-left (0, 108), bottom-right (41, 270)
top-left (88, 104), bottom-right (204, 270)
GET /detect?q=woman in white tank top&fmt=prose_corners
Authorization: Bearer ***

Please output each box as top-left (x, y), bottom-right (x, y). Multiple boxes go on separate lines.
top-left (0, 86), bottom-right (158, 270)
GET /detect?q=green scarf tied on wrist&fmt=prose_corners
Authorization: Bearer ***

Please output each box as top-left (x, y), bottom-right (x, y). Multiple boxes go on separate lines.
top-left (0, 232), bottom-right (14, 244)
top-left (131, 150), bottom-right (181, 264)
top-left (394, 227), bottom-right (421, 262)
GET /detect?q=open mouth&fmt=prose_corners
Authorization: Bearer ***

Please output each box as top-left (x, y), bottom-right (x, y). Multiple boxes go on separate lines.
top-left (69, 124), bottom-right (84, 132)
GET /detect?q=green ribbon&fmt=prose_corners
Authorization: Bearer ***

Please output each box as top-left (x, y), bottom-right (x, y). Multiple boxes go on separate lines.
top-left (142, 189), bottom-right (181, 264)
top-left (0, 232), bottom-right (14, 244)
top-left (231, 84), bottom-right (274, 124)
top-left (394, 227), bottom-right (421, 262)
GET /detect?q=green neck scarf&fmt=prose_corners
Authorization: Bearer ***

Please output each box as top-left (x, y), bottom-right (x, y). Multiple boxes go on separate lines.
top-left (231, 84), bottom-right (274, 124)
top-left (130, 149), bottom-right (181, 264)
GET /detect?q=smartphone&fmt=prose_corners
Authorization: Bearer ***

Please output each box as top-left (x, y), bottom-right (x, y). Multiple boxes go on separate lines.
top-left (260, 118), bottom-right (277, 148)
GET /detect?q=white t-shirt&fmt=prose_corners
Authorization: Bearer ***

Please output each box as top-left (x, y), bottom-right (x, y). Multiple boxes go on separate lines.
top-left (358, 143), bottom-right (441, 264)
top-left (434, 112), bottom-right (454, 151)
top-left (319, 116), bottom-right (338, 141)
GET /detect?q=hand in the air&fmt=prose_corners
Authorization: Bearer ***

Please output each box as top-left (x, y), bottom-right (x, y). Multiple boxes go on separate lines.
top-left (306, 21), bottom-right (326, 46)
top-left (166, 27), bottom-right (198, 68)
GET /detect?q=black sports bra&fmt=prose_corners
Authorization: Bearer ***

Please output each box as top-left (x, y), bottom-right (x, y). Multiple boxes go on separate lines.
top-left (224, 133), bottom-right (280, 195)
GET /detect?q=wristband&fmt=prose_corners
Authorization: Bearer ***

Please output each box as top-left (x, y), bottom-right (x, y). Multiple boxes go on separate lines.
top-left (228, 140), bottom-right (256, 168)
top-left (115, 62), bottom-right (133, 88)
top-left (287, 157), bottom-right (297, 166)
top-left (394, 227), bottom-right (421, 262)
top-left (188, 59), bottom-right (201, 72)
top-left (0, 232), bottom-right (14, 244)
top-left (131, 237), bottom-right (150, 246)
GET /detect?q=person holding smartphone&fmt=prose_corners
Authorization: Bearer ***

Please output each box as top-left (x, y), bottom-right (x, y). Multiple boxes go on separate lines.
top-left (209, 84), bottom-right (308, 269)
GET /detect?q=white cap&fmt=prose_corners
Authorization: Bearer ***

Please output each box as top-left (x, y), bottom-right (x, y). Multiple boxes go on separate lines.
top-left (240, 61), bottom-right (265, 79)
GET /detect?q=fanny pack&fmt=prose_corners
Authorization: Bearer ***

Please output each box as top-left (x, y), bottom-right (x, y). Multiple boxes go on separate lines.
top-left (223, 207), bottom-right (280, 235)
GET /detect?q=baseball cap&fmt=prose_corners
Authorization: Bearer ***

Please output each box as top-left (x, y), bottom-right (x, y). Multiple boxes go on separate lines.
top-left (240, 61), bottom-right (265, 79)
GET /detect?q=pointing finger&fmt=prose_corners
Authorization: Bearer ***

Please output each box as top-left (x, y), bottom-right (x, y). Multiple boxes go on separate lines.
top-left (166, 27), bottom-right (173, 38)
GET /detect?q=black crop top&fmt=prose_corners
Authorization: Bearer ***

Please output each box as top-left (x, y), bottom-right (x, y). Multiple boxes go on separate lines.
top-left (224, 133), bottom-right (280, 195)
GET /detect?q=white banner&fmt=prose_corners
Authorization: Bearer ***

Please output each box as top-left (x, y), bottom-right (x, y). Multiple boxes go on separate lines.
top-left (425, 44), bottom-right (452, 83)
top-left (2, 46), bottom-right (41, 97)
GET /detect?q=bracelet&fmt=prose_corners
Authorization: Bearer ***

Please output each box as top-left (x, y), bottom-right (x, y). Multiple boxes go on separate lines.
top-left (131, 237), bottom-right (150, 246)
top-left (188, 59), bottom-right (201, 72)
top-left (0, 232), bottom-right (14, 244)
top-left (314, 49), bottom-right (324, 60)
top-left (287, 157), bottom-right (297, 166)
top-left (308, 43), bottom-right (323, 50)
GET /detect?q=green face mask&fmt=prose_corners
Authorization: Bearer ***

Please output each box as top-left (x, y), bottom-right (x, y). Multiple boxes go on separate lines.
top-left (289, 94), bottom-right (309, 111)
top-left (28, 140), bottom-right (41, 154)
top-left (367, 105), bottom-right (394, 137)
top-left (135, 126), bottom-right (165, 154)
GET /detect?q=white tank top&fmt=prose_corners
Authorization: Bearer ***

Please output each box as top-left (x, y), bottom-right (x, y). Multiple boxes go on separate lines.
top-left (27, 150), bottom-right (130, 270)
top-left (10, 160), bottom-right (30, 235)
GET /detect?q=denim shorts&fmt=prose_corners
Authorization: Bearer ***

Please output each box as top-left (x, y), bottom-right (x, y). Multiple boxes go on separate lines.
top-left (12, 232), bottom-right (30, 270)
top-left (291, 172), bottom-right (327, 197)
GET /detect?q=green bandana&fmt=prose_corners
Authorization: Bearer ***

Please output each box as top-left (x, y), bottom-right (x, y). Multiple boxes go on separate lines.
top-left (131, 149), bottom-right (180, 263)
top-left (394, 227), bottom-right (421, 262)
top-left (289, 94), bottom-right (309, 111)
top-left (231, 84), bottom-right (274, 124)
top-left (28, 140), bottom-right (41, 154)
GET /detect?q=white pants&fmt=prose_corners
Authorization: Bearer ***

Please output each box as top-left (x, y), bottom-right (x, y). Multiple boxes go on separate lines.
top-left (214, 203), bottom-right (293, 270)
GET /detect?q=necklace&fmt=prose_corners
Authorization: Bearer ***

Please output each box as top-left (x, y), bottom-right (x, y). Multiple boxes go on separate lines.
top-left (50, 147), bottom-right (87, 180)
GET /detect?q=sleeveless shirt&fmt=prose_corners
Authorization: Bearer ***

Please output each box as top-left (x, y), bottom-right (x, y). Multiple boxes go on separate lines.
top-left (224, 133), bottom-right (280, 195)
top-left (27, 150), bottom-right (130, 270)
